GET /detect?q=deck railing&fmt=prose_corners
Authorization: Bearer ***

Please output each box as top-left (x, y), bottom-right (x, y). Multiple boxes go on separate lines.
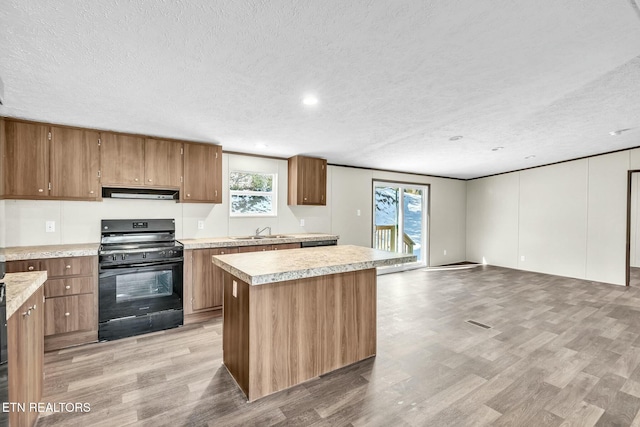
top-left (374, 225), bottom-right (415, 254)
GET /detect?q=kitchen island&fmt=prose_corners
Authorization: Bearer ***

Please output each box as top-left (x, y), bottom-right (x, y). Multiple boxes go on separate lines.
top-left (212, 245), bottom-right (416, 401)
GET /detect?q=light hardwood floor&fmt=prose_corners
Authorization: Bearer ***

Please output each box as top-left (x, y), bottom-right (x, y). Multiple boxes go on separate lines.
top-left (37, 266), bottom-right (640, 426)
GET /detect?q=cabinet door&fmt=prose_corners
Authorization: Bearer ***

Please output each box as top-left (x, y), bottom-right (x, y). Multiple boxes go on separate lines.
top-left (44, 294), bottom-right (94, 335)
top-left (183, 143), bottom-right (222, 203)
top-left (100, 132), bottom-right (145, 186)
top-left (4, 121), bottom-right (50, 197)
top-left (191, 249), bottom-right (214, 310)
top-left (301, 157), bottom-right (326, 205)
top-left (50, 126), bottom-right (100, 199)
top-left (211, 247), bottom-right (238, 308)
top-left (8, 286), bottom-right (44, 427)
top-left (144, 138), bottom-right (183, 188)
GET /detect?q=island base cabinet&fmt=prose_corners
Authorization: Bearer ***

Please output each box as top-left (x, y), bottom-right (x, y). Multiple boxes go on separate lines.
top-left (222, 268), bottom-right (377, 401)
top-left (8, 286), bottom-right (44, 427)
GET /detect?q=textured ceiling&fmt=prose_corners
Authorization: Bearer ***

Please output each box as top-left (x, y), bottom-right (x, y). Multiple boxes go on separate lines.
top-left (1, 1), bottom-right (640, 179)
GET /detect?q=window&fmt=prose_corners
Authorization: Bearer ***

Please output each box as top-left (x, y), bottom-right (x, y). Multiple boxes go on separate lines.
top-left (229, 171), bottom-right (277, 216)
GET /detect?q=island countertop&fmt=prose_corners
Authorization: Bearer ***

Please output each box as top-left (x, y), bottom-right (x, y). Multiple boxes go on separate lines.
top-left (212, 244), bottom-right (416, 285)
top-left (4, 271), bottom-right (47, 318)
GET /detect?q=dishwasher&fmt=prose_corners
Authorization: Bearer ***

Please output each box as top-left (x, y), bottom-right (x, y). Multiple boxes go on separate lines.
top-left (300, 239), bottom-right (337, 248)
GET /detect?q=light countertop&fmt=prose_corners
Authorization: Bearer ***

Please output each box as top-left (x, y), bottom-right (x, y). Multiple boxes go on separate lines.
top-left (0, 234), bottom-right (339, 261)
top-left (212, 244), bottom-right (416, 285)
top-left (2, 243), bottom-right (100, 261)
top-left (3, 271), bottom-right (47, 318)
top-left (180, 233), bottom-right (339, 250)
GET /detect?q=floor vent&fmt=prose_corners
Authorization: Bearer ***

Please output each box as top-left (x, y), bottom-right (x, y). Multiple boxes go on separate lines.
top-left (466, 320), bottom-right (491, 329)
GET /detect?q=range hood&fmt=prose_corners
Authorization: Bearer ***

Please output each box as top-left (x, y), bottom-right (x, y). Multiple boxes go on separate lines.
top-left (102, 187), bottom-right (179, 200)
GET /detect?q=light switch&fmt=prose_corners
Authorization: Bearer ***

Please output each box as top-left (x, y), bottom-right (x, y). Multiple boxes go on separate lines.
top-left (300, 219), bottom-right (305, 227)
top-left (357, 209), bottom-right (361, 216)
top-left (46, 221), bottom-right (55, 233)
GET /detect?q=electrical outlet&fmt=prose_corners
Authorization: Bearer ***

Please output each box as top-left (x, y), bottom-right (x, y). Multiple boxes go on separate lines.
top-left (357, 209), bottom-right (361, 216)
top-left (45, 221), bottom-right (55, 233)
top-left (443, 249), bottom-right (447, 256)
top-left (197, 220), bottom-right (204, 230)
top-left (232, 280), bottom-right (237, 298)
top-left (300, 219), bottom-right (305, 227)
top-left (520, 255), bottom-right (525, 261)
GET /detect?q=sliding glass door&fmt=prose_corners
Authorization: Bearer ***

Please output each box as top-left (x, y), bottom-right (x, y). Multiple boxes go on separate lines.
top-left (373, 181), bottom-right (428, 270)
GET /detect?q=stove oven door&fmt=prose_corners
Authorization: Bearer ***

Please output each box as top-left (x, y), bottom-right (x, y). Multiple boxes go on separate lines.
top-left (99, 260), bottom-right (183, 324)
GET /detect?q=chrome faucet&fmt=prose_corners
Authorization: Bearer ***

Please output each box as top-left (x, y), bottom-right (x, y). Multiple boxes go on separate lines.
top-left (256, 226), bottom-right (271, 236)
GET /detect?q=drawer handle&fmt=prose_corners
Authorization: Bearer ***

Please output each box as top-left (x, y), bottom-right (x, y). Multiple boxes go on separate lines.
top-left (89, 190), bottom-right (95, 194)
top-left (148, 179), bottom-right (152, 182)
top-left (22, 304), bottom-right (37, 317)
top-left (64, 312), bottom-right (70, 317)
top-left (28, 266), bottom-right (35, 271)
top-left (65, 285), bottom-right (71, 290)
top-left (65, 265), bottom-right (71, 269)
top-left (38, 189), bottom-right (44, 193)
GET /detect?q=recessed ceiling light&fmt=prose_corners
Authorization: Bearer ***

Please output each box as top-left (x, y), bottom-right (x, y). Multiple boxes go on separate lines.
top-left (449, 136), bottom-right (463, 141)
top-left (491, 146), bottom-right (504, 151)
top-left (524, 155), bottom-right (536, 160)
top-left (302, 95), bottom-right (319, 106)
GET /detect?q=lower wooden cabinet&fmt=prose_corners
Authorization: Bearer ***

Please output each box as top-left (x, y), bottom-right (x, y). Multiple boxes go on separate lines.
top-left (44, 294), bottom-right (95, 335)
top-left (184, 243), bottom-right (301, 324)
top-left (189, 247), bottom-right (238, 312)
top-left (8, 285), bottom-right (44, 427)
top-left (7, 256), bottom-right (98, 351)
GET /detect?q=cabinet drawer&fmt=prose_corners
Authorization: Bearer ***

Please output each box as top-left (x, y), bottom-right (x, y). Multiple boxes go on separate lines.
top-left (272, 243), bottom-right (301, 250)
top-left (237, 245), bottom-right (271, 253)
top-left (211, 247), bottom-right (239, 256)
top-left (41, 256), bottom-right (95, 277)
top-left (44, 294), bottom-right (95, 336)
top-left (45, 277), bottom-right (94, 298)
top-left (6, 259), bottom-right (43, 273)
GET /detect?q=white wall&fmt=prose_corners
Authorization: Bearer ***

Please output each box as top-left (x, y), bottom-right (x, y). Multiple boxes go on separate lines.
top-left (631, 173), bottom-right (640, 267)
top-left (2, 153), bottom-right (468, 267)
top-left (0, 200), bottom-right (5, 248)
top-left (467, 150), bottom-right (630, 285)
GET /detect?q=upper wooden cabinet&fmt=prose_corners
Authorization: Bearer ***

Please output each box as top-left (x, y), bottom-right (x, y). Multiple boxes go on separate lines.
top-left (1, 119), bottom-right (220, 203)
top-left (288, 155), bottom-right (327, 205)
top-left (101, 133), bottom-right (183, 189)
top-left (4, 121), bottom-right (50, 198)
top-left (100, 133), bottom-right (145, 186)
top-left (3, 121), bottom-right (100, 200)
top-left (50, 126), bottom-right (100, 199)
top-left (144, 138), bottom-right (183, 188)
top-left (183, 142), bottom-right (222, 203)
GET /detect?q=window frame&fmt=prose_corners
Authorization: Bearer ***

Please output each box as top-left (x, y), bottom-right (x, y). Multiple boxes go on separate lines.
top-left (229, 170), bottom-right (278, 217)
